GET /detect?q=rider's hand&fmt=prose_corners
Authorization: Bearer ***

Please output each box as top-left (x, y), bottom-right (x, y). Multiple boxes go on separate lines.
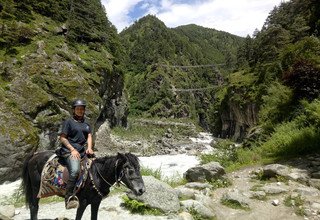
top-left (70, 149), bottom-right (80, 160)
top-left (86, 148), bottom-right (94, 155)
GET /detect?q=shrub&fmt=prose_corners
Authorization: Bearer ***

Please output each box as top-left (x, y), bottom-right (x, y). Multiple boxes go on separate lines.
top-left (259, 81), bottom-right (293, 130)
top-left (122, 195), bottom-right (163, 215)
top-left (260, 120), bottom-right (320, 158)
top-left (282, 60), bottom-right (320, 101)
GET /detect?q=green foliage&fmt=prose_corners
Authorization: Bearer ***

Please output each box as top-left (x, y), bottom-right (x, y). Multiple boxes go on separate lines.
top-left (28, 0), bottom-right (69, 22)
top-left (209, 177), bottom-right (232, 190)
top-left (67, 0), bottom-right (110, 44)
top-left (141, 166), bottom-right (162, 180)
top-left (284, 194), bottom-right (305, 216)
top-left (200, 140), bottom-right (238, 167)
top-left (302, 99), bottom-right (320, 127)
top-left (120, 15), bottom-right (242, 123)
top-left (283, 60), bottom-right (320, 101)
top-left (260, 120), bottom-right (320, 158)
top-left (0, 21), bottom-right (35, 53)
top-left (280, 36), bottom-right (320, 71)
top-left (122, 195), bottom-right (163, 215)
top-left (259, 81), bottom-right (294, 130)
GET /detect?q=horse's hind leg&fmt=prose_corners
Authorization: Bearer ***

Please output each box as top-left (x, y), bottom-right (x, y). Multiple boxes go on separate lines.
top-left (29, 197), bottom-right (40, 220)
top-left (29, 166), bottom-right (41, 220)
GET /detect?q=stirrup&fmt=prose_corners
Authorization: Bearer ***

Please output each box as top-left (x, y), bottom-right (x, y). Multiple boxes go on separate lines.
top-left (66, 195), bottom-right (79, 209)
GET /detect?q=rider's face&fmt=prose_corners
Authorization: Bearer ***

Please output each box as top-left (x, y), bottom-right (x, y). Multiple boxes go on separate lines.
top-left (74, 106), bottom-right (85, 117)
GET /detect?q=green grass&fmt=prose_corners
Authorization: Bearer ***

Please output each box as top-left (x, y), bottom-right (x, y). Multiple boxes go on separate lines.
top-left (208, 178), bottom-right (232, 190)
top-left (284, 194), bottom-right (305, 216)
top-left (141, 166), bottom-right (187, 187)
top-left (228, 70), bottom-right (257, 86)
top-left (141, 166), bottom-right (162, 180)
top-left (111, 116), bottom-right (199, 141)
top-left (122, 195), bottom-right (163, 215)
top-left (3, 189), bottom-right (64, 207)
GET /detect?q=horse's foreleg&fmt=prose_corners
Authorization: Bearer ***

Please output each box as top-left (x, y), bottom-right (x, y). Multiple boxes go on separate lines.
top-left (29, 197), bottom-right (39, 220)
top-left (90, 200), bottom-right (101, 220)
top-left (75, 199), bottom-right (88, 220)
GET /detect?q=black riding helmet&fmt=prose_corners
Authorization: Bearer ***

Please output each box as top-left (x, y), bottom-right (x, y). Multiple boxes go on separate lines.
top-left (72, 99), bottom-right (86, 108)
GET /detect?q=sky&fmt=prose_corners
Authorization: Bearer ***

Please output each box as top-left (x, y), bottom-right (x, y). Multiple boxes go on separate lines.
top-left (101, 0), bottom-right (288, 37)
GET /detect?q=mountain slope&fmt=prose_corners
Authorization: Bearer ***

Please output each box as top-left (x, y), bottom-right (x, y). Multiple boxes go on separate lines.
top-left (120, 15), bottom-right (243, 127)
top-left (0, 0), bottom-right (126, 183)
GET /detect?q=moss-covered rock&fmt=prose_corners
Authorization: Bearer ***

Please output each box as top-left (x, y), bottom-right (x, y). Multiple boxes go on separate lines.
top-left (0, 10), bottom-right (127, 183)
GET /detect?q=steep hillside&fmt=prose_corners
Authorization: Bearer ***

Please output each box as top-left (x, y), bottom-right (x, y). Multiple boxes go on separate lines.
top-left (120, 15), bottom-right (243, 128)
top-left (0, 0), bottom-right (126, 183)
top-left (174, 24), bottom-right (242, 70)
top-left (210, 0), bottom-right (320, 148)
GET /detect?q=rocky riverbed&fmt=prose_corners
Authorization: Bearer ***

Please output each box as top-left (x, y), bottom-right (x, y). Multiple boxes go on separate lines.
top-left (1, 127), bottom-right (320, 220)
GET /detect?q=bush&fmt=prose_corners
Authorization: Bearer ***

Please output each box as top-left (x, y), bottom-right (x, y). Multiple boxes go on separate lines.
top-left (282, 60), bottom-right (320, 101)
top-left (260, 120), bottom-right (320, 158)
top-left (122, 195), bottom-right (163, 215)
top-left (259, 81), bottom-right (293, 130)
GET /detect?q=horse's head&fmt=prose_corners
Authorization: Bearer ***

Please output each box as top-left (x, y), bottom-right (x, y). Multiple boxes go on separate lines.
top-left (116, 153), bottom-right (145, 196)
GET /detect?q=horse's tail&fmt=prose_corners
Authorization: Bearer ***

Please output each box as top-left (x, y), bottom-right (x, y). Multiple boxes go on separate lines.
top-left (21, 151), bottom-right (35, 207)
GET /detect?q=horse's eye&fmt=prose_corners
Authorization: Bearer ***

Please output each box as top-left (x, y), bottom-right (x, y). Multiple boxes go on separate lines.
top-left (128, 169), bottom-right (135, 175)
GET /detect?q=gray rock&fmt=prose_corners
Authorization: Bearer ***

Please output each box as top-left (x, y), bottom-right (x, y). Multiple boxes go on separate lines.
top-left (309, 179), bottom-right (320, 190)
top-left (185, 182), bottom-right (212, 190)
top-left (263, 164), bottom-right (290, 178)
top-left (128, 176), bottom-right (180, 213)
top-left (261, 184), bottom-right (289, 194)
top-left (311, 171), bottom-right (320, 179)
top-left (271, 199), bottom-right (280, 206)
top-left (0, 205), bottom-right (15, 218)
top-left (184, 162), bottom-right (225, 182)
top-left (175, 186), bottom-right (197, 199)
top-left (178, 211), bottom-right (193, 220)
top-left (180, 200), bottom-right (215, 218)
top-left (250, 191), bottom-right (266, 200)
top-left (286, 168), bottom-right (309, 183)
top-left (294, 186), bottom-right (320, 196)
top-left (311, 202), bottom-right (320, 210)
top-left (222, 190), bottom-right (250, 208)
top-left (194, 194), bottom-right (214, 209)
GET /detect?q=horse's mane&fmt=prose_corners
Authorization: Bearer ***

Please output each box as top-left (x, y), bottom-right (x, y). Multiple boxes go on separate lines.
top-left (124, 153), bottom-right (140, 169)
top-left (94, 153), bottom-right (140, 169)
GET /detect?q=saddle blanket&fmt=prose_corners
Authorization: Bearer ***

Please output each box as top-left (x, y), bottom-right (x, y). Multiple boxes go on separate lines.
top-left (37, 154), bottom-right (92, 198)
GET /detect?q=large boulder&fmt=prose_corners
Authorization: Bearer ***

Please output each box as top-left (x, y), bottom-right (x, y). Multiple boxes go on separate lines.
top-left (262, 164), bottom-right (309, 183)
top-left (127, 176), bottom-right (180, 213)
top-left (184, 162), bottom-right (225, 182)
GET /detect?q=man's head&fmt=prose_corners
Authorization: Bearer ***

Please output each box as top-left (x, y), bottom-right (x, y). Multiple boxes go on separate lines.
top-left (72, 99), bottom-right (86, 118)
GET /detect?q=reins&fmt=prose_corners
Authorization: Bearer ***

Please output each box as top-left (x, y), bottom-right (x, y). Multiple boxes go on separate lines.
top-left (89, 159), bottom-right (127, 197)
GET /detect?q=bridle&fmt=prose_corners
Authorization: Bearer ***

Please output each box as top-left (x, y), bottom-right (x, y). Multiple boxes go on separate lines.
top-left (89, 159), bottom-right (131, 197)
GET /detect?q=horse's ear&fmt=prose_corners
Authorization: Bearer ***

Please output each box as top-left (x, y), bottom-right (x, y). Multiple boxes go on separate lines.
top-left (117, 152), bottom-right (127, 163)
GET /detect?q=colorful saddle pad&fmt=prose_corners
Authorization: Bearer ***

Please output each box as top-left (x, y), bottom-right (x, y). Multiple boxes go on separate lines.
top-left (37, 154), bottom-right (92, 198)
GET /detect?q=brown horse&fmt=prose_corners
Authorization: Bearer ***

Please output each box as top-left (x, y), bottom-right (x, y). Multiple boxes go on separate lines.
top-left (22, 151), bottom-right (145, 220)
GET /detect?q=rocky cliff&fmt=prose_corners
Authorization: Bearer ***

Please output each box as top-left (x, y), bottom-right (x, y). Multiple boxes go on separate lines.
top-left (0, 14), bottom-right (127, 183)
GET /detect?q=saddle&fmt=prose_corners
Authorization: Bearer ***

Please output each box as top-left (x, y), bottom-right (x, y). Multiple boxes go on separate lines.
top-left (37, 154), bottom-right (92, 198)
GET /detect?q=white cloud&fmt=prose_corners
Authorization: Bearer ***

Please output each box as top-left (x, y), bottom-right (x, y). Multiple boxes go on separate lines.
top-left (102, 0), bottom-right (287, 36)
top-left (101, 0), bottom-right (143, 31)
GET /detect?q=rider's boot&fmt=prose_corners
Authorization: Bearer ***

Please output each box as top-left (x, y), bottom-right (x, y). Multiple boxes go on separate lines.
top-left (65, 176), bottom-right (79, 209)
